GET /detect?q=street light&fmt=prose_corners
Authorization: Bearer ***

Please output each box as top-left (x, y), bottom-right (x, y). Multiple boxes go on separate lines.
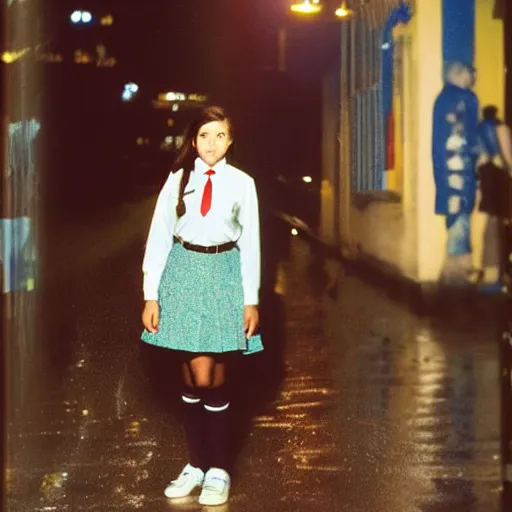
top-left (290, 1), bottom-right (355, 18)
top-left (335, 1), bottom-right (354, 19)
top-left (290, 0), bottom-right (323, 14)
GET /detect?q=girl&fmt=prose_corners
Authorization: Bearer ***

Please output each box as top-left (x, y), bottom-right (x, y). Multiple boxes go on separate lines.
top-left (140, 105), bottom-right (263, 506)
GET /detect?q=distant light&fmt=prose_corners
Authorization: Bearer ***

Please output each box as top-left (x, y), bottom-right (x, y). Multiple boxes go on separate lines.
top-left (291, 228), bottom-right (299, 236)
top-left (122, 89), bottom-right (133, 101)
top-left (81, 11), bottom-right (93, 23)
top-left (172, 104), bottom-right (179, 112)
top-left (123, 83), bottom-right (139, 101)
top-left (100, 15), bottom-right (114, 26)
top-left (165, 91), bottom-right (186, 102)
top-left (70, 10), bottom-right (82, 23)
top-left (1, 48), bottom-right (30, 63)
top-left (165, 136), bottom-right (174, 144)
top-left (188, 93), bottom-right (207, 102)
top-left (126, 82), bottom-right (139, 93)
top-left (290, 1), bottom-right (322, 14)
top-left (302, 176), bottom-right (313, 183)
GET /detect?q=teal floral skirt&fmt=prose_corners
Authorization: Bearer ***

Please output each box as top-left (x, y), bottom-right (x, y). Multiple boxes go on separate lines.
top-left (141, 243), bottom-right (263, 355)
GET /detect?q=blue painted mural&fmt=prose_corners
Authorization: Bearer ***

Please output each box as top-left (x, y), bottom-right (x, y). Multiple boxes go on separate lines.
top-left (1, 119), bottom-right (40, 294)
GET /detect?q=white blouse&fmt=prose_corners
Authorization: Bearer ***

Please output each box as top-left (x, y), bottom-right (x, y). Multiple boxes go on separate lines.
top-left (142, 157), bottom-right (261, 305)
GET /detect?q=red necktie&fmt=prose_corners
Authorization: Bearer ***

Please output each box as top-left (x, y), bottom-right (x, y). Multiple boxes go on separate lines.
top-left (200, 169), bottom-right (215, 216)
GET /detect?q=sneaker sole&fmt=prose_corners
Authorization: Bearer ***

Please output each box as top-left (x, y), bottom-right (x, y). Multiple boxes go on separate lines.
top-left (198, 494), bottom-right (229, 506)
top-left (164, 483), bottom-right (202, 499)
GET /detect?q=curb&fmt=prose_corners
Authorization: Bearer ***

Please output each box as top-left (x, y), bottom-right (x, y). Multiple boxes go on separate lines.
top-left (275, 210), bottom-right (506, 317)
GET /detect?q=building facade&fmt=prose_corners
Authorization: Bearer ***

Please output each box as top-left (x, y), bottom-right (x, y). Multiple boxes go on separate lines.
top-left (321, 0), bottom-right (507, 286)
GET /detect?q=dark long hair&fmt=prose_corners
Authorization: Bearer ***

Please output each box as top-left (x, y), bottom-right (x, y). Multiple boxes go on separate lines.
top-left (172, 105), bottom-right (234, 217)
top-left (482, 105), bottom-right (502, 124)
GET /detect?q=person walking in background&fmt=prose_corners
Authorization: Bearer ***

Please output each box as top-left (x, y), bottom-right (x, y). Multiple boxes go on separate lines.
top-left (140, 105), bottom-right (263, 506)
top-left (476, 105), bottom-right (512, 293)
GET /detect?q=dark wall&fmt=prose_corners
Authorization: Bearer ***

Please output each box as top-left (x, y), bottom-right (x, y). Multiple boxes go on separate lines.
top-left (38, 1), bottom-right (326, 225)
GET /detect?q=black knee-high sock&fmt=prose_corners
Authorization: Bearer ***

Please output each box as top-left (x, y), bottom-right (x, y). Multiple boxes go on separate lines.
top-left (203, 386), bottom-right (231, 472)
top-left (182, 388), bottom-right (207, 472)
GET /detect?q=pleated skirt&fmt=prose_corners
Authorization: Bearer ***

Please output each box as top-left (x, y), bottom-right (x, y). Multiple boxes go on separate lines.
top-left (141, 242), bottom-right (262, 354)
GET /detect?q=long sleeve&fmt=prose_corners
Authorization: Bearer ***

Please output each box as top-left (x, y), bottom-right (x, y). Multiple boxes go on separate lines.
top-left (237, 178), bottom-right (261, 305)
top-left (142, 173), bottom-right (177, 300)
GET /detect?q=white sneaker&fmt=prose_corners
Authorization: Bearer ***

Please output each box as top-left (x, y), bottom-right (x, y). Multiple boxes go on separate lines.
top-left (198, 468), bottom-right (231, 506)
top-left (164, 464), bottom-right (204, 499)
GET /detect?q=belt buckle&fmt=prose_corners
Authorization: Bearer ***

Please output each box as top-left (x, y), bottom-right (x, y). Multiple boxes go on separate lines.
top-left (216, 244), bottom-right (219, 255)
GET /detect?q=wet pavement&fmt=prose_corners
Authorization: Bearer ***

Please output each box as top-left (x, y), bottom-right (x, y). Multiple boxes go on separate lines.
top-left (3, 196), bottom-right (504, 511)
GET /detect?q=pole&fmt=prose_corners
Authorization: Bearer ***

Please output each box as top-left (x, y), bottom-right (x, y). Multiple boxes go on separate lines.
top-left (2, 1), bottom-right (42, 510)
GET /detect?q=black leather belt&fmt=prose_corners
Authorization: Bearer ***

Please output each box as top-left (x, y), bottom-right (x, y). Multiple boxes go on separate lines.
top-left (173, 235), bottom-right (237, 254)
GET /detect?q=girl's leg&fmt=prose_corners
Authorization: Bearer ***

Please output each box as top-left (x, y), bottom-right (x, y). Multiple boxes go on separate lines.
top-left (203, 358), bottom-right (231, 472)
top-left (187, 354), bottom-right (232, 472)
top-left (181, 360), bottom-right (207, 472)
top-left (164, 356), bottom-right (211, 499)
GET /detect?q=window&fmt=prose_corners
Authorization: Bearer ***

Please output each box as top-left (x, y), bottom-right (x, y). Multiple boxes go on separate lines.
top-left (348, 4), bottom-right (413, 196)
top-left (349, 16), bottom-right (386, 193)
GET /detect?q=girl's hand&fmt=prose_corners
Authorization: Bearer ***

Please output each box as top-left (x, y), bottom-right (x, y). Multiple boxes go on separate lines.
top-left (142, 300), bottom-right (160, 333)
top-left (244, 305), bottom-right (259, 339)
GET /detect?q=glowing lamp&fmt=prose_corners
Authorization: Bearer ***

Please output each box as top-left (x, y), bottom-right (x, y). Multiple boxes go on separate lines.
top-left (290, 0), bottom-right (322, 15)
top-left (335, 2), bottom-right (354, 18)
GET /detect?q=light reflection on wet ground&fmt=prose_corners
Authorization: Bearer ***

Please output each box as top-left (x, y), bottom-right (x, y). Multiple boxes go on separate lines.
top-left (4, 202), bottom-right (502, 511)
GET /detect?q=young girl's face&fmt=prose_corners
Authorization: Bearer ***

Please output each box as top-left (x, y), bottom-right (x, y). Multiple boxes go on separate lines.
top-left (194, 120), bottom-right (233, 167)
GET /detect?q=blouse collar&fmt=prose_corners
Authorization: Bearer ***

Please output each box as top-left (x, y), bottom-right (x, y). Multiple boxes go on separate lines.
top-left (194, 157), bottom-right (227, 175)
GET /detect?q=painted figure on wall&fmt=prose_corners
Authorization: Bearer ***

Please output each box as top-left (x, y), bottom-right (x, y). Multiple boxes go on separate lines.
top-left (476, 105), bottom-right (512, 292)
top-left (432, 61), bottom-right (479, 284)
